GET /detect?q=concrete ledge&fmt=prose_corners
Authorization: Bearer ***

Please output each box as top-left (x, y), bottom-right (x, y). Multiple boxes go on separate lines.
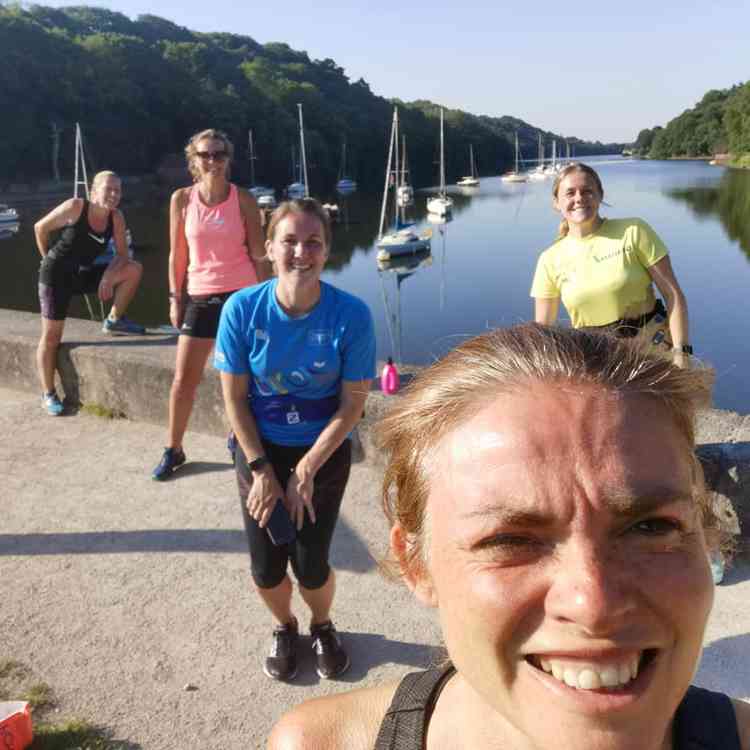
top-left (1, 308), bottom-right (747, 541)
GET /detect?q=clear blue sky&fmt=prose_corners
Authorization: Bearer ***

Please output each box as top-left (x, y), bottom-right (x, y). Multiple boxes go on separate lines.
top-left (34, 0), bottom-right (750, 143)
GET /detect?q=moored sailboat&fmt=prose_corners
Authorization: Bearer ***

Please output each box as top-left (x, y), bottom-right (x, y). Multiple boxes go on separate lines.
top-left (335, 141), bottom-right (357, 194)
top-left (457, 144), bottom-right (480, 187)
top-left (426, 108), bottom-right (453, 215)
top-left (247, 129), bottom-right (276, 208)
top-left (377, 107), bottom-right (432, 261)
top-left (286, 103), bottom-right (309, 199)
top-left (501, 132), bottom-right (528, 183)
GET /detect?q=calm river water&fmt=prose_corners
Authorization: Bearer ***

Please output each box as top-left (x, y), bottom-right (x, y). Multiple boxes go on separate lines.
top-left (2, 156), bottom-right (749, 411)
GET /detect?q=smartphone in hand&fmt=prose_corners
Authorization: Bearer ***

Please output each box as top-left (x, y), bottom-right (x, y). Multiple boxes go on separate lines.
top-left (266, 500), bottom-right (296, 546)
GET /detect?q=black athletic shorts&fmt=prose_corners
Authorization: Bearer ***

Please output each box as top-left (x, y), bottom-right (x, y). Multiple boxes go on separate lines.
top-left (38, 263), bottom-right (107, 321)
top-left (235, 438), bottom-right (352, 590)
top-left (180, 290), bottom-right (238, 339)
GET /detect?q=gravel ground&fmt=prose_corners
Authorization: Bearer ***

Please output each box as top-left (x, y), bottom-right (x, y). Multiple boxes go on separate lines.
top-left (1, 387), bottom-right (748, 749)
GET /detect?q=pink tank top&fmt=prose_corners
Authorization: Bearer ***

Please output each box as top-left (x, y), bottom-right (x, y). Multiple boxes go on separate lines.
top-left (184, 183), bottom-right (258, 295)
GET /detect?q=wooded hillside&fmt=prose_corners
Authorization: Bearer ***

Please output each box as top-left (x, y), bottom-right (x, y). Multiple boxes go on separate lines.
top-left (0, 4), bottom-right (625, 189)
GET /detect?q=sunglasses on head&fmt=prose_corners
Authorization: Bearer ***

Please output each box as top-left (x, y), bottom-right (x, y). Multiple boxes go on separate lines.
top-left (196, 150), bottom-right (228, 161)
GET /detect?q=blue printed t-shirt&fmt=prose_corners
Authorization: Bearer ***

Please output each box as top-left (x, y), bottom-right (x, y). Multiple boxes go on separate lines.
top-left (214, 279), bottom-right (376, 446)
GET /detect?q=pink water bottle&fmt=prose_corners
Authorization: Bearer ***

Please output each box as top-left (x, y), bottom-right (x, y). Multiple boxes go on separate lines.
top-left (381, 357), bottom-right (400, 395)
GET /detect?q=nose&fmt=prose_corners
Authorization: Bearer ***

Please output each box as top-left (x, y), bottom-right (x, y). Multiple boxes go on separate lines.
top-left (545, 540), bottom-right (637, 635)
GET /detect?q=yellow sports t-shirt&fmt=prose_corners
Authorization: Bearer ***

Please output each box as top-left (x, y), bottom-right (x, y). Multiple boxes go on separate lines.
top-left (530, 218), bottom-right (668, 328)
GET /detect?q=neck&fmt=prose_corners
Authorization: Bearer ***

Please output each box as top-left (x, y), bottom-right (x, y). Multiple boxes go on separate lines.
top-left (568, 215), bottom-right (603, 240)
top-left (199, 178), bottom-right (229, 205)
top-left (88, 200), bottom-right (110, 220)
top-left (275, 279), bottom-right (321, 317)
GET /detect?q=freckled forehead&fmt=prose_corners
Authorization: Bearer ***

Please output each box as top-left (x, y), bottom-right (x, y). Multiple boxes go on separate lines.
top-left (430, 384), bottom-right (690, 504)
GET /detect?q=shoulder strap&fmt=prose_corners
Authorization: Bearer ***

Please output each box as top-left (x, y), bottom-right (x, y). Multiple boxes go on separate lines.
top-left (674, 685), bottom-right (741, 750)
top-left (374, 665), bottom-right (455, 750)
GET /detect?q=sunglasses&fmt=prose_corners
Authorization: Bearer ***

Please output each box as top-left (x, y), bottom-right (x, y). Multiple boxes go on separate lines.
top-left (196, 150), bottom-right (228, 161)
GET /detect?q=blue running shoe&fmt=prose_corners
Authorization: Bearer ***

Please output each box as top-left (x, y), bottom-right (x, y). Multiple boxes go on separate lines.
top-left (152, 447), bottom-right (186, 481)
top-left (42, 391), bottom-right (64, 416)
top-left (102, 316), bottom-right (145, 335)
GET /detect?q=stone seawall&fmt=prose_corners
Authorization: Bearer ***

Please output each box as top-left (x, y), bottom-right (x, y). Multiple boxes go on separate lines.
top-left (1, 309), bottom-right (747, 543)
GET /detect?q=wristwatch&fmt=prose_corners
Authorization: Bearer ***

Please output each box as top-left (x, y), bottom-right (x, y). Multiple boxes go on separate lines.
top-left (247, 455), bottom-right (269, 472)
top-left (673, 345), bottom-right (693, 355)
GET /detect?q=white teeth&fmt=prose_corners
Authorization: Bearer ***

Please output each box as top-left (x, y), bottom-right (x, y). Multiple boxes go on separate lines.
top-left (630, 656), bottom-right (639, 680)
top-left (599, 666), bottom-right (620, 687)
top-left (534, 654), bottom-right (643, 691)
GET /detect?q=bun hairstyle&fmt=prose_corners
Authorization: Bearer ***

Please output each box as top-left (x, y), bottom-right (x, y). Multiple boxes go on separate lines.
top-left (552, 162), bottom-right (604, 238)
top-left (185, 128), bottom-right (234, 181)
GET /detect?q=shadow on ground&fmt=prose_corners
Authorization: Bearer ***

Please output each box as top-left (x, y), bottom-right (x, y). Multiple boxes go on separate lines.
top-left (284, 631), bottom-right (445, 687)
top-left (0, 519), bottom-right (376, 572)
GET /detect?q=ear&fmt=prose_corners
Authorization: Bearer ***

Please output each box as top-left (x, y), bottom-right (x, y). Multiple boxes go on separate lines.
top-left (390, 523), bottom-right (438, 608)
top-left (264, 237), bottom-right (274, 260)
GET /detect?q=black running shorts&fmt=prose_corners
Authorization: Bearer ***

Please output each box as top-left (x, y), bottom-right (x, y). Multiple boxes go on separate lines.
top-left (180, 290), bottom-right (237, 339)
top-left (38, 264), bottom-right (107, 321)
top-left (235, 438), bottom-right (352, 590)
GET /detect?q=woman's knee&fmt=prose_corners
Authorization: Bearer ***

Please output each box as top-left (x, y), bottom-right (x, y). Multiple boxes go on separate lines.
top-left (128, 259), bottom-right (143, 280)
top-left (291, 557), bottom-right (330, 590)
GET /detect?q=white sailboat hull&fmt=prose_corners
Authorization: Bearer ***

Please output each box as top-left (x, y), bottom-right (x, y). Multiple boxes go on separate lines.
top-left (456, 176), bottom-right (479, 187)
top-left (426, 196), bottom-right (453, 215)
top-left (501, 173), bottom-right (528, 183)
top-left (286, 182), bottom-right (306, 199)
top-left (377, 228), bottom-right (431, 258)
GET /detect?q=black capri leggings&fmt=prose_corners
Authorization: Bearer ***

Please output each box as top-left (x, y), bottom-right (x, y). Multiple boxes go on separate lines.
top-left (235, 438), bottom-right (352, 590)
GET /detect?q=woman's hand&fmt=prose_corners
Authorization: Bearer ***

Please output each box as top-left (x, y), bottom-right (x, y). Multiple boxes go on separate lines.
top-left (98, 274), bottom-right (114, 302)
top-left (246, 465), bottom-right (285, 529)
top-left (286, 463), bottom-right (316, 530)
top-left (169, 298), bottom-right (184, 329)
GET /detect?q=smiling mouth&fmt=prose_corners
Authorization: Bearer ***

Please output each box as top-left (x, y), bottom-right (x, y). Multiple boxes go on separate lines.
top-left (525, 649), bottom-right (658, 691)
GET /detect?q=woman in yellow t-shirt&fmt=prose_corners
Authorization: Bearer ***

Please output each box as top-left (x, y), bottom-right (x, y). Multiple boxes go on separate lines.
top-left (530, 162), bottom-right (692, 366)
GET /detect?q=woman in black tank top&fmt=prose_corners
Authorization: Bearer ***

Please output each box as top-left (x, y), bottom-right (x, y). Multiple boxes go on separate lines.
top-left (268, 326), bottom-right (748, 750)
top-left (34, 170), bottom-right (144, 415)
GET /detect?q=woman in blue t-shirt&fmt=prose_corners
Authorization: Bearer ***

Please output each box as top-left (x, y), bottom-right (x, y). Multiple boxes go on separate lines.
top-left (215, 198), bottom-right (375, 682)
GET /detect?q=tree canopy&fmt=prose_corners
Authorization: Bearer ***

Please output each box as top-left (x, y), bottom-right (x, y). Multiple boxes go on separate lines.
top-left (635, 84), bottom-right (750, 162)
top-left (1, 3), bottom-right (625, 189)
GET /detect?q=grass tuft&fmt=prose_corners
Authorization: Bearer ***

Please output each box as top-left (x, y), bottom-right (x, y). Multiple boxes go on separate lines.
top-left (80, 403), bottom-right (125, 419)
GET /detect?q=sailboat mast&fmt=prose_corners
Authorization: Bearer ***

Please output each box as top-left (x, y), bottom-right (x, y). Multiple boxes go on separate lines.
top-left (470, 143), bottom-right (475, 178)
top-left (514, 132), bottom-right (519, 173)
top-left (248, 129), bottom-right (256, 187)
top-left (298, 103), bottom-right (309, 198)
top-left (439, 108), bottom-right (446, 196)
top-left (378, 108), bottom-right (398, 239)
top-left (74, 122), bottom-right (89, 199)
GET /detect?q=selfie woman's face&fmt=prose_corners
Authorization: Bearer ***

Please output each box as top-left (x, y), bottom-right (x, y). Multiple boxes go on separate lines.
top-left (415, 384), bottom-right (713, 748)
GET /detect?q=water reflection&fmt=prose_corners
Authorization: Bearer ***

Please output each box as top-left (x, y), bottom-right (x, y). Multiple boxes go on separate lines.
top-left (377, 248), bottom-right (433, 365)
top-left (666, 168), bottom-right (750, 260)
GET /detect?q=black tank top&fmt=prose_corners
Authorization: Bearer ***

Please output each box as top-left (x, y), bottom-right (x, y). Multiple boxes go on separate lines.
top-left (41, 200), bottom-right (113, 278)
top-left (373, 665), bottom-right (742, 750)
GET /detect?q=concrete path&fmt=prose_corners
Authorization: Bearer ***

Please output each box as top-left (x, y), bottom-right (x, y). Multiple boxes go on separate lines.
top-left (1, 386), bottom-right (748, 749)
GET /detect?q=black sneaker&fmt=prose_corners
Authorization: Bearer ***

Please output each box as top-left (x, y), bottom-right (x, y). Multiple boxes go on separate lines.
top-left (310, 620), bottom-right (350, 679)
top-left (151, 447), bottom-right (186, 481)
top-left (227, 432), bottom-right (237, 464)
top-left (263, 620), bottom-right (298, 681)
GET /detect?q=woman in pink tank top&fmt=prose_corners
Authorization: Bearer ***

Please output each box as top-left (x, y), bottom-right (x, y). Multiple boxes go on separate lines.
top-left (152, 128), bottom-right (271, 480)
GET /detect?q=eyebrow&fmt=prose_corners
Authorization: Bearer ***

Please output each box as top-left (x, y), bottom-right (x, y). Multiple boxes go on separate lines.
top-left (459, 491), bottom-right (693, 526)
